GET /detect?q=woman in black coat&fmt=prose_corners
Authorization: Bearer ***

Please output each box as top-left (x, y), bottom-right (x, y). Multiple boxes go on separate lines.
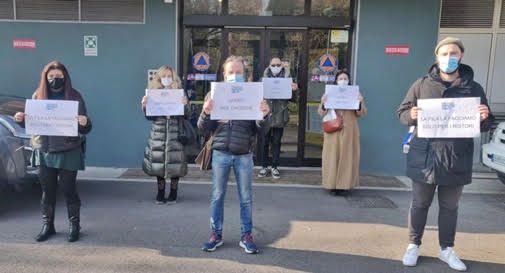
top-left (141, 65), bottom-right (189, 204)
top-left (14, 61), bottom-right (92, 243)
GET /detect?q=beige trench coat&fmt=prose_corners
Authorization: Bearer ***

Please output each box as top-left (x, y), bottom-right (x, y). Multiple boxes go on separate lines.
top-left (318, 101), bottom-right (367, 190)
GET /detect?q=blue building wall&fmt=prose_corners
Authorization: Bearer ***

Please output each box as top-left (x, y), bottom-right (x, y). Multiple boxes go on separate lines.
top-left (0, 1), bottom-right (177, 167)
top-left (0, 0), bottom-right (443, 175)
top-left (356, 0), bottom-right (441, 175)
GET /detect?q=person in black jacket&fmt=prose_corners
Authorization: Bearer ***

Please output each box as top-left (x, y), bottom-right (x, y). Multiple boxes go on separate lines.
top-left (257, 57), bottom-right (298, 179)
top-left (397, 37), bottom-right (492, 271)
top-left (14, 61), bottom-right (92, 243)
top-left (141, 65), bottom-right (189, 204)
top-left (199, 56), bottom-right (270, 254)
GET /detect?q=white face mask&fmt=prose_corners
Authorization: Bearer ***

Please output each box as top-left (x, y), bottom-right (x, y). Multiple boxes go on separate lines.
top-left (337, 79), bottom-right (349, 86)
top-left (161, 77), bottom-right (173, 87)
top-left (270, 66), bottom-right (282, 75)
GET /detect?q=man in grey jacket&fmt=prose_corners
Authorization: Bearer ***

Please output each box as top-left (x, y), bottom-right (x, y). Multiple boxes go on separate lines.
top-left (258, 57), bottom-right (298, 179)
top-left (397, 37), bottom-right (492, 271)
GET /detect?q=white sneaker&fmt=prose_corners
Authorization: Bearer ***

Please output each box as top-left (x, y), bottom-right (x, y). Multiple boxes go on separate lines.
top-left (402, 244), bottom-right (420, 267)
top-left (439, 247), bottom-right (467, 271)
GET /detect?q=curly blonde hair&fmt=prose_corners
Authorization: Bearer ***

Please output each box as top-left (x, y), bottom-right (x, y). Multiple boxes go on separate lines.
top-left (148, 65), bottom-right (182, 89)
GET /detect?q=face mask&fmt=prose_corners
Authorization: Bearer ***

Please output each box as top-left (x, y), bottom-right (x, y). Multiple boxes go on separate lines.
top-left (438, 56), bottom-right (460, 74)
top-left (161, 77), bottom-right (173, 87)
top-left (337, 79), bottom-right (349, 86)
top-left (226, 74), bottom-right (245, 83)
top-left (48, 77), bottom-right (65, 90)
top-left (270, 66), bottom-right (282, 75)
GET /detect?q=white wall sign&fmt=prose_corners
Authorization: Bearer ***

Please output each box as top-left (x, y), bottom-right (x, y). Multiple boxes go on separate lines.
top-left (84, 35), bottom-right (98, 56)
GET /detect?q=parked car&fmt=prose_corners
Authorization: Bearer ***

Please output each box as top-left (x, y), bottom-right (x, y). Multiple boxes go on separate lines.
top-left (0, 94), bottom-right (37, 191)
top-left (482, 121), bottom-right (505, 185)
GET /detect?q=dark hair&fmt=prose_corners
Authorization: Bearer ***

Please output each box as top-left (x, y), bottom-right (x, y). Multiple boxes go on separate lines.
top-left (35, 61), bottom-right (78, 100)
top-left (335, 69), bottom-right (351, 84)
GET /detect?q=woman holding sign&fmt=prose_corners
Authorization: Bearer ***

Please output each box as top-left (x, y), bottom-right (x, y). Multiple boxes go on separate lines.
top-left (14, 61), bottom-right (92, 243)
top-left (198, 56), bottom-right (270, 254)
top-left (318, 69), bottom-right (366, 195)
top-left (397, 37), bottom-right (492, 271)
top-left (141, 65), bottom-right (189, 204)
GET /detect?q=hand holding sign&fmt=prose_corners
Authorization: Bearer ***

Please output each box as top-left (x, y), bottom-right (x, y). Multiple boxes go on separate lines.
top-left (78, 115), bottom-right (88, 126)
top-left (14, 112), bottom-right (25, 123)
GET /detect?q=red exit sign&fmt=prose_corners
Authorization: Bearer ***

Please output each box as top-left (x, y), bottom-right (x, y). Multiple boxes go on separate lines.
top-left (13, 39), bottom-right (36, 49)
top-left (385, 45), bottom-right (409, 55)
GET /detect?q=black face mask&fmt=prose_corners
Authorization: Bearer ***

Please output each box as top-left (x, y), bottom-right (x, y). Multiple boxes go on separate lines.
top-left (48, 77), bottom-right (65, 90)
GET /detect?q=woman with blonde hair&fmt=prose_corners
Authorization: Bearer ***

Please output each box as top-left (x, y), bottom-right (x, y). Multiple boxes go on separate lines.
top-left (141, 65), bottom-right (189, 204)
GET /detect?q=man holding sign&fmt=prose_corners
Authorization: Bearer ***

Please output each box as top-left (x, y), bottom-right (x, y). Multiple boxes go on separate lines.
top-left (199, 56), bottom-right (270, 254)
top-left (397, 37), bottom-right (492, 271)
top-left (258, 57), bottom-right (298, 179)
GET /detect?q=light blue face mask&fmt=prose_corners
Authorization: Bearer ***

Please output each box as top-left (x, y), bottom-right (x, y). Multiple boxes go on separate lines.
top-left (226, 74), bottom-right (245, 83)
top-left (438, 56), bottom-right (460, 74)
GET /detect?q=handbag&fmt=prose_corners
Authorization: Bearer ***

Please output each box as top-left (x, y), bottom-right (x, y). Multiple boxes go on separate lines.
top-left (322, 109), bottom-right (344, 133)
top-left (195, 134), bottom-right (214, 171)
top-left (177, 118), bottom-right (197, 145)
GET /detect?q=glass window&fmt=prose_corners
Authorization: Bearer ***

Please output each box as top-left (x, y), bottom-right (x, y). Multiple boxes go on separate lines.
top-left (0, 0), bottom-right (14, 19)
top-left (183, 28), bottom-right (222, 156)
top-left (81, 0), bottom-right (143, 22)
top-left (311, 0), bottom-right (350, 19)
top-left (229, 0), bottom-right (304, 16)
top-left (16, 0), bottom-right (79, 21)
top-left (184, 0), bottom-right (221, 15)
top-left (305, 29), bottom-right (349, 159)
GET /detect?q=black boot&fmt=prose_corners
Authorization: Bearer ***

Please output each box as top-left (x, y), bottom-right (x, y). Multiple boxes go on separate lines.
top-left (167, 188), bottom-right (178, 204)
top-left (35, 205), bottom-right (56, 242)
top-left (156, 189), bottom-right (166, 204)
top-left (167, 178), bottom-right (178, 204)
top-left (67, 205), bottom-right (80, 242)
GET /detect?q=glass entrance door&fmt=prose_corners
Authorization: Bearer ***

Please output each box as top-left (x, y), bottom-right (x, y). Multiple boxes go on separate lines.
top-left (182, 26), bottom-right (350, 166)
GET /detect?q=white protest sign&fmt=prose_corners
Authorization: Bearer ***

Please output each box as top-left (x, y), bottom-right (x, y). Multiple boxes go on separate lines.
top-left (262, 77), bottom-right (292, 99)
top-left (145, 89), bottom-right (185, 116)
top-left (417, 97), bottom-right (480, 138)
top-left (324, 85), bottom-right (360, 110)
top-left (210, 82), bottom-right (263, 120)
top-left (25, 99), bottom-right (79, 137)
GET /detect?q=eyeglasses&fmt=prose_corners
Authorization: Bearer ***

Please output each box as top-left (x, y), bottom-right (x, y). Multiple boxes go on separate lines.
top-left (270, 64), bottom-right (282, 67)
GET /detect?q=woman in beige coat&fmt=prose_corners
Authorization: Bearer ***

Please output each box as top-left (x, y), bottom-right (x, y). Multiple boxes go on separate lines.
top-left (318, 70), bottom-right (367, 195)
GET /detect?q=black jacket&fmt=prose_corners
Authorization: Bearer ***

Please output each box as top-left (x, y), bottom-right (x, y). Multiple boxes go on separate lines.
top-left (397, 64), bottom-right (493, 186)
top-left (197, 112), bottom-right (270, 155)
top-left (142, 106), bottom-right (189, 179)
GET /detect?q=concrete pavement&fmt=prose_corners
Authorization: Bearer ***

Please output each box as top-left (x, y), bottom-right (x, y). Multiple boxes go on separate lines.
top-left (0, 178), bottom-right (504, 273)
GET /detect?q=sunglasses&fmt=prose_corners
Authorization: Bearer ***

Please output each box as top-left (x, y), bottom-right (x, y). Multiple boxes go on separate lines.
top-left (270, 64), bottom-right (282, 67)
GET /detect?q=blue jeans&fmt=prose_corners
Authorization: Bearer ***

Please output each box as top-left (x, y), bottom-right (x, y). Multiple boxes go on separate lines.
top-left (210, 150), bottom-right (253, 236)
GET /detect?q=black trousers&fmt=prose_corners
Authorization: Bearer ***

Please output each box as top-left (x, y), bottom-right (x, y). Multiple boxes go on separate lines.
top-left (408, 182), bottom-right (464, 248)
top-left (261, 127), bottom-right (284, 168)
top-left (39, 166), bottom-right (80, 221)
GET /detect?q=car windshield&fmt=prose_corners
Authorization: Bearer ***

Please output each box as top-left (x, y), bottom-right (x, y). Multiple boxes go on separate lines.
top-left (0, 95), bottom-right (26, 116)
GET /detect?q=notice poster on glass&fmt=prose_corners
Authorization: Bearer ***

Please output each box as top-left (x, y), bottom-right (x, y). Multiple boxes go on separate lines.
top-left (210, 82), bottom-right (263, 120)
top-left (417, 97), bottom-right (480, 138)
top-left (25, 99), bottom-right (78, 137)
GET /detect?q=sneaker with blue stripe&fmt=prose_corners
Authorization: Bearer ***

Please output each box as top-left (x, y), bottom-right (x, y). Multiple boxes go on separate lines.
top-left (202, 232), bottom-right (223, 252)
top-left (239, 233), bottom-right (259, 254)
